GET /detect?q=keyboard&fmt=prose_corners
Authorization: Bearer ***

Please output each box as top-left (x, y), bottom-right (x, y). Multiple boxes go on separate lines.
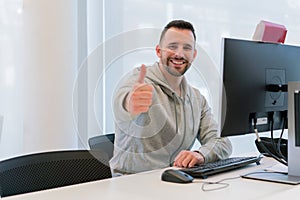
top-left (179, 155), bottom-right (262, 179)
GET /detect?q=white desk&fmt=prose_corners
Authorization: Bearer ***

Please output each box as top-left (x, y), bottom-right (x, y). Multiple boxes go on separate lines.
top-left (3, 157), bottom-right (300, 200)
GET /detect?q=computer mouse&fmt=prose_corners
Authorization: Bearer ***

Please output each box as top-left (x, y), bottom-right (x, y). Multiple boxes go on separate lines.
top-left (161, 169), bottom-right (194, 183)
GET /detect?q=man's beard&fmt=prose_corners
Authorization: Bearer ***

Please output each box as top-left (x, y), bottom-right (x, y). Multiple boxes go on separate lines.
top-left (162, 57), bottom-right (192, 77)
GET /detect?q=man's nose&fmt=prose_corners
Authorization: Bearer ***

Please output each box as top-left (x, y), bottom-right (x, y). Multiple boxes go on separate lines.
top-left (173, 48), bottom-right (184, 57)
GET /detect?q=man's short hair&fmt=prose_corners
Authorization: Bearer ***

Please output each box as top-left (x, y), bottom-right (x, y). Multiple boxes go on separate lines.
top-left (159, 20), bottom-right (196, 43)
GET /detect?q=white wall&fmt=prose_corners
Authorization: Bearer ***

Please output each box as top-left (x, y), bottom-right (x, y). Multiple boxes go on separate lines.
top-left (0, 0), bottom-right (24, 159)
top-left (87, 0), bottom-right (300, 154)
top-left (91, 0), bottom-right (300, 135)
top-left (1, 0), bottom-right (300, 159)
top-left (0, 0), bottom-right (79, 159)
top-left (22, 0), bottom-right (78, 155)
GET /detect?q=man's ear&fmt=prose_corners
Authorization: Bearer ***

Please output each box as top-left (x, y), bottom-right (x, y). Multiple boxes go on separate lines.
top-left (155, 45), bottom-right (161, 57)
top-left (193, 48), bottom-right (197, 60)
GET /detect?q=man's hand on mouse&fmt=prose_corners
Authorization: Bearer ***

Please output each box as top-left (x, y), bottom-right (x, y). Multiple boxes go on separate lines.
top-left (125, 64), bottom-right (153, 115)
top-left (173, 150), bottom-right (205, 168)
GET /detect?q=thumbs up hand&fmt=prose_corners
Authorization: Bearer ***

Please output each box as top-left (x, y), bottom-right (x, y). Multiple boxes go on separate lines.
top-left (125, 64), bottom-right (153, 115)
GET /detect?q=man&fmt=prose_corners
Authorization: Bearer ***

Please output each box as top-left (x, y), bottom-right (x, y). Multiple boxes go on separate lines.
top-left (110, 20), bottom-right (232, 174)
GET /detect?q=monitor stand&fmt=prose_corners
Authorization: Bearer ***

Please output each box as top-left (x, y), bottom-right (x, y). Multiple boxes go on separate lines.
top-left (242, 82), bottom-right (300, 185)
top-left (242, 171), bottom-right (300, 185)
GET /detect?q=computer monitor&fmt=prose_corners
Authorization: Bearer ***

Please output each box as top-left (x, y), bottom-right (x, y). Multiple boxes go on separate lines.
top-left (221, 38), bottom-right (300, 184)
top-left (220, 38), bottom-right (300, 137)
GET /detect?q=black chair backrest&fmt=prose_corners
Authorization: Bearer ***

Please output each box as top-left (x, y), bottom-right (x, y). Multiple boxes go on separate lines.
top-left (0, 150), bottom-right (112, 198)
top-left (88, 133), bottom-right (115, 160)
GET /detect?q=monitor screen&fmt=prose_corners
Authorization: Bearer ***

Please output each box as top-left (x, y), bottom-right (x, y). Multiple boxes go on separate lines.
top-left (220, 38), bottom-right (300, 137)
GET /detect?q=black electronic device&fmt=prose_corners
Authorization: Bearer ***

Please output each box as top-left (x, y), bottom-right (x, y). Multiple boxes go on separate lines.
top-left (255, 137), bottom-right (287, 158)
top-left (161, 169), bottom-right (194, 184)
top-left (220, 38), bottom-right (300, 137)
top-left (180, 156), bottom-right (262, 179)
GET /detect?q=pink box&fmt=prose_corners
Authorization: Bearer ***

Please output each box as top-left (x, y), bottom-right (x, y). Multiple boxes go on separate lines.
top-left (253, 20), bottom-right (287, 43)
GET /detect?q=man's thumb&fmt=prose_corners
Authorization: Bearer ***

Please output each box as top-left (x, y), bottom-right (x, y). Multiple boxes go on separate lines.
top-left (137, 64), bottom-right (147, 84)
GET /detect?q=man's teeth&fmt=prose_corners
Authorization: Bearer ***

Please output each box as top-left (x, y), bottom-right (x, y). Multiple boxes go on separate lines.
top-left (172, 60), bottom-right (184, 64)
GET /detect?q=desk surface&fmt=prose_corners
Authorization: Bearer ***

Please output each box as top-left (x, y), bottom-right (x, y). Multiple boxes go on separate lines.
top-left (3, 157), bottom-right (300, 200)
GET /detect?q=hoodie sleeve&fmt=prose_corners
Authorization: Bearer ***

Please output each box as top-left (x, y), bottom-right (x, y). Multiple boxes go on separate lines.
top-left (196, 95), bottom-right (232, 163)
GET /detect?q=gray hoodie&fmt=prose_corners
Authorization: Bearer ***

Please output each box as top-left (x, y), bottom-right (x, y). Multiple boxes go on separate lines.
top-left (110, 62), bottom-right (232, 174)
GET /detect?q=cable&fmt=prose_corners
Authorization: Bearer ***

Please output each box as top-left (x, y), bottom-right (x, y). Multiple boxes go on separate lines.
top-left (268, 111), bottom-right (287, 161)
top-left (243, 170), bottom-right (288, 177)
top-left (196, 170), bottom-right (289, 192)
top-left (254, 128), bottom-right (287, 166)
top-left (193, 166), bottom-right (289, 192)
top-left (194, 176), bottom-right (241, 191)
top-left (269, 112), bottom-right (278, 155)
top-left (252, 115), bottom-right (287, 166)
top-left (276, 112), bottom-right (287, 161)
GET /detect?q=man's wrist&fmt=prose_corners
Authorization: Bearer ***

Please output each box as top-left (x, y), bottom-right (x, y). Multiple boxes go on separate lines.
top-left (193, 150), bottom-right (205, 163)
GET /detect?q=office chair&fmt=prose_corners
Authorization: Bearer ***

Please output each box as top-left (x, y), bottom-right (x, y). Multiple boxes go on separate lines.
top-left (88, 133), bottom-right (115, 160)
top-left (0, 150), bottom-right (112, 198)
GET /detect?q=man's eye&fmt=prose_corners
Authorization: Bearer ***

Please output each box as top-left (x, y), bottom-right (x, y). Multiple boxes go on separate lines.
top-left (168, 45), bottom-right (177, 50)
top-left (183, 46), bottom-right (192, 50)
